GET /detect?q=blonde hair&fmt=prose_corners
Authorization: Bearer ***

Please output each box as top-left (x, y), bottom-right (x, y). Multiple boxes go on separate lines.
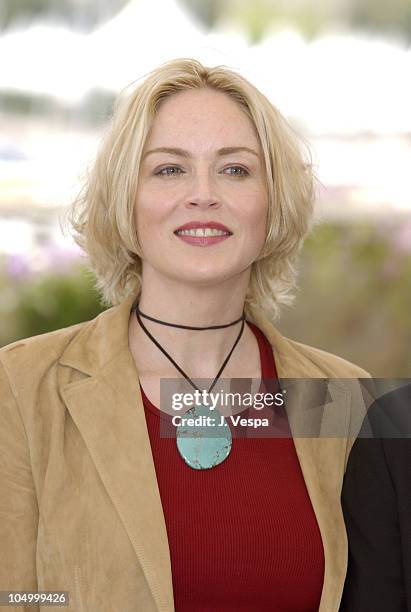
top-left (64, 57), bottom-right (315, 321)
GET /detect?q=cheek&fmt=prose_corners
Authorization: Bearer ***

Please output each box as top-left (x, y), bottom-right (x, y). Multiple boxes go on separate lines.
top-left (241, 193), bottom-right (268, 236)
top-left (134, 189), bottom-right (170, 233)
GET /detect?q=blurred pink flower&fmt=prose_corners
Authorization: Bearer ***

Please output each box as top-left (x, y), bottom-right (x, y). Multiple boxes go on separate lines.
top-left (4, 243), bottom-right (84, 281)
top-left (5, 253), bottom-right (32, 280)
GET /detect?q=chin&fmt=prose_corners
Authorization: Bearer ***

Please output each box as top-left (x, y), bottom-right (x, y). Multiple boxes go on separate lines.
top-left (169, 267), bottom-right (236, 286)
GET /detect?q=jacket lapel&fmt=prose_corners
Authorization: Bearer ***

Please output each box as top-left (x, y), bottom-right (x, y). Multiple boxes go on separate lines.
top-left (250, 309), bottom-right (351, 612)
top-left (59, 295), bottom-right (174, 612)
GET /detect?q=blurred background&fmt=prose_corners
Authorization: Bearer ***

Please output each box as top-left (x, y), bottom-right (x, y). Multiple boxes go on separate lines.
top-left (0, 0), bottom-right (410, 376)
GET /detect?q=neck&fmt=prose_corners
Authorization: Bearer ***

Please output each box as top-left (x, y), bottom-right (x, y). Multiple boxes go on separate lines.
top-left (129, 267), bottom-right (252, 378)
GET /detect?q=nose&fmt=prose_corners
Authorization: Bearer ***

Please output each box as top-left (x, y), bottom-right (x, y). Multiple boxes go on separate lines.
top-left (185, 171), bottom-right (220, 210)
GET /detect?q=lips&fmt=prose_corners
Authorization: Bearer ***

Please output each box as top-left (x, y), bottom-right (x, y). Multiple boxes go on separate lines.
top-left (173, 220), bottom-right (233, 247)
top-left (174, 221), bottom-right (232, 235)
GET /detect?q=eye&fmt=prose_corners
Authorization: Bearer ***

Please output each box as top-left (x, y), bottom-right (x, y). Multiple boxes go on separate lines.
top-left (223, 166), bottom-right (249, 178)
top-left (156, 166), bottom-right (184, 177)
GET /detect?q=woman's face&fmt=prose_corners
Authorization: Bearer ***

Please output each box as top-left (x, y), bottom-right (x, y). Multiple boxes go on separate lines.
top-left (135, 88), bottom-right (268, 288)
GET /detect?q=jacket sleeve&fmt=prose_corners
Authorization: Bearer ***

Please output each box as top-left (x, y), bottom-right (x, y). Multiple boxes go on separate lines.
top-left (340, 435), bottom-right (407, 611)
top-left (0, 358), bottom-right (39, 612)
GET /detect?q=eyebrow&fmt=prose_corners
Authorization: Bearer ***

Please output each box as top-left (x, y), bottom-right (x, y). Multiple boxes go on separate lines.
top-left (143, 146), bottom-right (260, 159)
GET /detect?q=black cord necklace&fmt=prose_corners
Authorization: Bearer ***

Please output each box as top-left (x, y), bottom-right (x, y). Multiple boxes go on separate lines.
top-left (135, 303), bottom-right (245, 394)
top-left (134, 302), bottom-right (246, 470)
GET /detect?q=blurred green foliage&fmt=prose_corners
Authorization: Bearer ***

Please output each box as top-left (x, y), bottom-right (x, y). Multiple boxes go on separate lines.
top-left (1, 221), bottom-right (410, 376)
top-left (0, 91), bottom-right (56, 115)
top-left (0, 262), bottom-right (105, 344)
top-left (279, 221), bottom-right (411, 377)
top-left (0, 88), bottom-right (116, 126)
top-left (180, 0), bottom-right (411, 42)
top-left (223, 0), bottom-right (326, 43)
top-left (2, 0), bottom-right (411, 42)
top-left (350, 0), bottom-right (411, 42)
top-left (0, 0), bottom-right (128, 31)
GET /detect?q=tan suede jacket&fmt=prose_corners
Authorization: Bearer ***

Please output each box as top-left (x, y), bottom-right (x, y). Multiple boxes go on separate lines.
top-left (0, 295), bottom-right (372, 612)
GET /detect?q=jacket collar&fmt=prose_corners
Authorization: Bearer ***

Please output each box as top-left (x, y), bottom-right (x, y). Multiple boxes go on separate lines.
top-left (59, 295), bottom-right (351, 612)
top-left (59, 294), bottom-right (331, 379)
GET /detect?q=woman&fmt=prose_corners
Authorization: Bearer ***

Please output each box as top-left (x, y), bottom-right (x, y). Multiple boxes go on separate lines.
top-left (341, 382), bottom-right (411, 611)
top-left (0, 58), bottom-right (370, 611)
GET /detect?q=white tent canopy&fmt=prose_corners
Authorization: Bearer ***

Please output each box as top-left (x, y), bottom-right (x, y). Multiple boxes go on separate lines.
top-left (0, 24), bottom-right (90, 102)
top-left (0, 0), bottom-right (410, 134)
top-left (244, 29), bottom-right (411, 134)
top-left (88, 0), bottom-right (208, 90)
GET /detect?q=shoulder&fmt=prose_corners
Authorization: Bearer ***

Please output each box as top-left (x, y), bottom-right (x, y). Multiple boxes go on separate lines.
top-left (287, 337), bottom-right (372, 378)
top-left (363, 382), bottom-right (411, 438)
top-left (249, 308), bottom-right (372, 378)
top-left (0, 321), bottom-right (87, 368)
top-left (0, 296), bottom-right (134, 397)
top-left (0, 319), bottom-right (91, 401)
top-left (0, 321), bottom-right (90, 435)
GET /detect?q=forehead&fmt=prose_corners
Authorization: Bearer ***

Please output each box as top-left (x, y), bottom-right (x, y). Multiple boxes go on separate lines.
top-left (145, 88), bottom-right (260, 150)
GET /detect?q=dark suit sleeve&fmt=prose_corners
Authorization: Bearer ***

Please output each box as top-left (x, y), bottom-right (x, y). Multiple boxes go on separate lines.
top-left (340, 436), bottom-right (409, 611)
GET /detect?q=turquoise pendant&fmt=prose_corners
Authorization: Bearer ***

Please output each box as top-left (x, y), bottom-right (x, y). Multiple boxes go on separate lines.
top-left (176, 404), bottom-right (232, 470)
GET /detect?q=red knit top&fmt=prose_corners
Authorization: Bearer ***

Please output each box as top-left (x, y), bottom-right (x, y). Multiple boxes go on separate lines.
top-left (140, 321), bottom-right (324, 611)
